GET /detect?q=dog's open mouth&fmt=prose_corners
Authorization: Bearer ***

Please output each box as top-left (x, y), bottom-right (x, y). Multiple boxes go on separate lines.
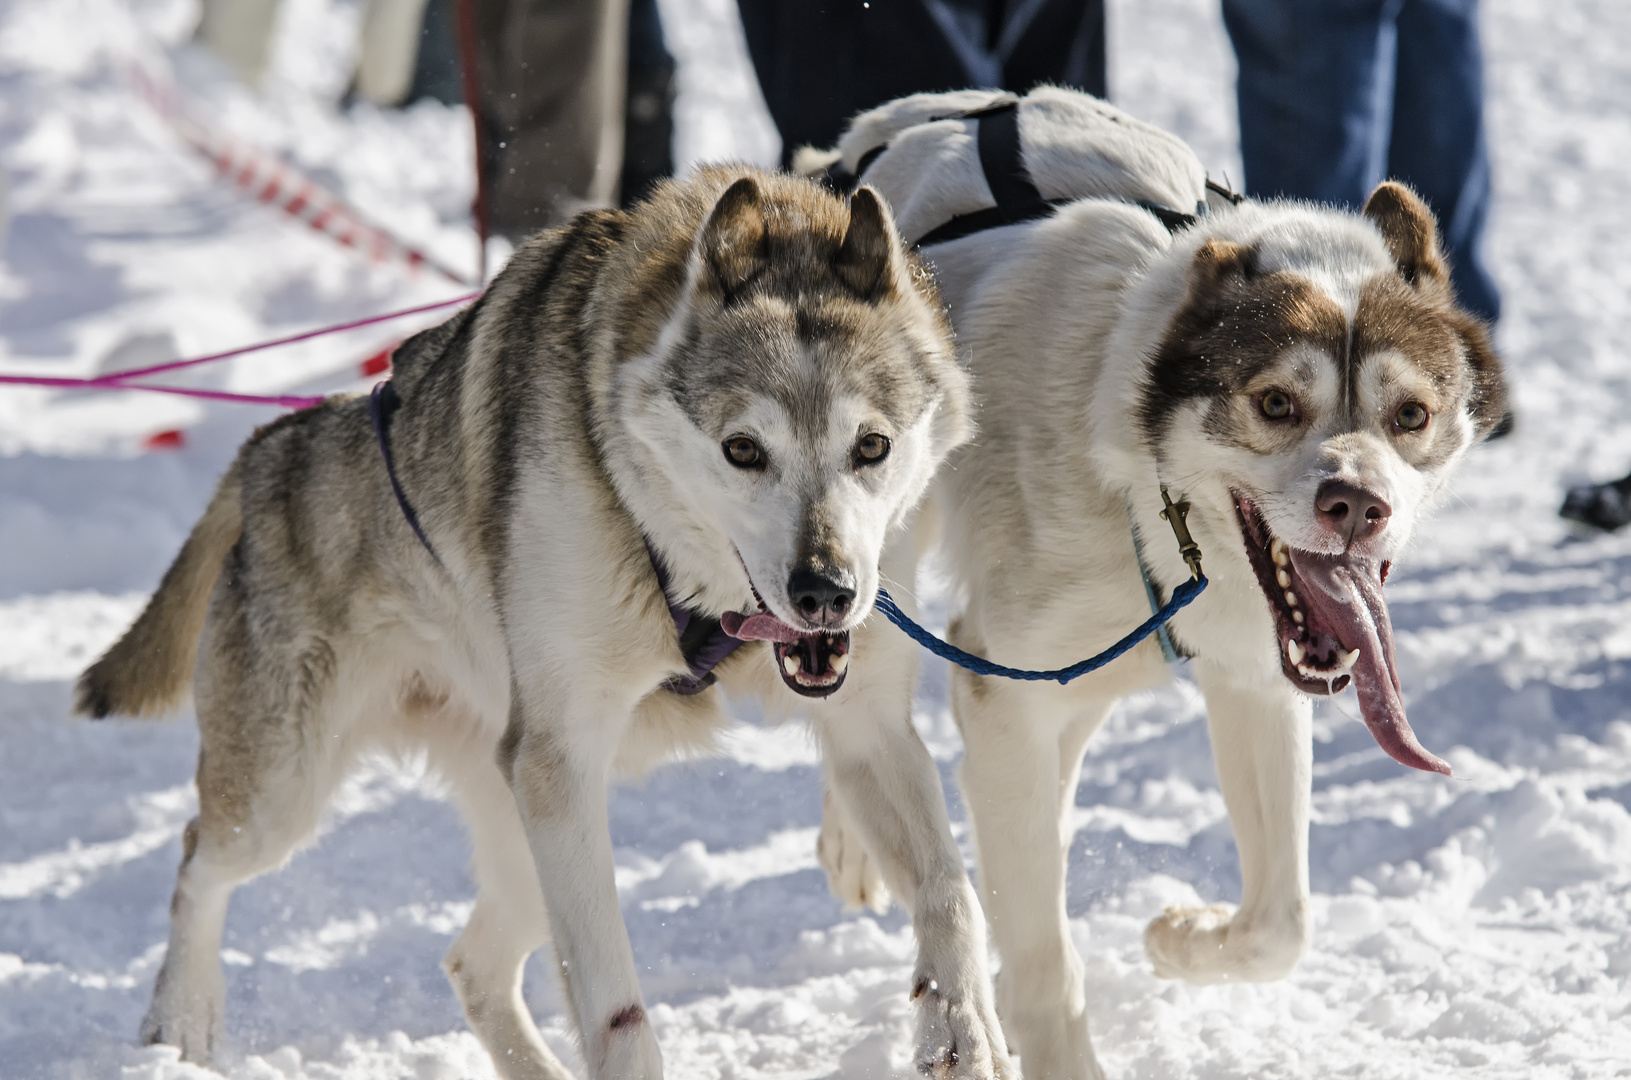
top-left (1234, 494), bottom-right (1449, 775)
top-left (719, 610), bottom-right (850, 699)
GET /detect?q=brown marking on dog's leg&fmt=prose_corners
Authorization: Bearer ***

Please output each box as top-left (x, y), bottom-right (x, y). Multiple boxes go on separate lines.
top-left (607, 1004), bottom-right (646, 1032)
top-left (593, 1004), bottom-right (651, 1073)
top-left (170, 818), bottom-right (201, 916)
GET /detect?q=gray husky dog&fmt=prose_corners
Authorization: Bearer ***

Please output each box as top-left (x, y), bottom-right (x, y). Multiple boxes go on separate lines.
top-left (802, 89), bottom-right (1508, 1078)
top-left (78, 168), bottom-right (1012, 1079)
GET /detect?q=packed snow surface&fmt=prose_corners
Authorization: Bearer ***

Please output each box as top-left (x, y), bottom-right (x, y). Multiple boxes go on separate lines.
top-left (2, 0), bottom-right (1630, 1076)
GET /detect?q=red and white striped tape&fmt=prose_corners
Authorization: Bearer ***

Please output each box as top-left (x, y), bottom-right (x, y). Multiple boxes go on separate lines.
top-left (131, 66), bottom-right (477, 287)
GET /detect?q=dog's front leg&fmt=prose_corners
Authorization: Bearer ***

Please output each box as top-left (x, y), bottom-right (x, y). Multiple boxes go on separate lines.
top-left (1144, 662), bottom-right (1312, 984)
top-left (817, 626), bottom-right (1012, 1080)
top-left (503, 691), bottom-right (663, 1080)
top-left (957, 674), bottom-right (1108, 1080)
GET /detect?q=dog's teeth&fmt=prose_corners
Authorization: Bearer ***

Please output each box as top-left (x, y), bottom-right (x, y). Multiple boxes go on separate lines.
top-left (1293, 610), bottom-right (1304, 624)
top-left (1338, 647), bottom-right (1360, 669)
top-left (1286, 639), bottom-right (1304, 665)
top-left (1276, 568), bottom-right (1290, 588)
top-left (1271, 539), bottom-right (1289, 566)
top-left (1297, 663), bottom-right (1311, 677)
top-left (783, 654), bottom-right (800, 677)
top-left (1284, 590), bottom-right (1298, 607)
top-left (830, 653), bottom-right (849, 675)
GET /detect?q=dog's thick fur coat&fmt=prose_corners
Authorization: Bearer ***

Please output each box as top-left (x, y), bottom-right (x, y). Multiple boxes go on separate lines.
top-left (79, 167), bottom-right (1012, 1079)
top-left (806, 89), bottom-right (1507, 1079)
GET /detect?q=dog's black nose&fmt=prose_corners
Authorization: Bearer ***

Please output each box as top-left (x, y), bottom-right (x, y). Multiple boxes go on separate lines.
top-left (1316, 479), bottom-right (1392, 540)
top-left (788, 569), bottom-right (856, 625)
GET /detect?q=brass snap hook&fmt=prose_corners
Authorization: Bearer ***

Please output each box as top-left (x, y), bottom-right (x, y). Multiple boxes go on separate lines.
top-left (1159, 485), bottom-right (1204, 582)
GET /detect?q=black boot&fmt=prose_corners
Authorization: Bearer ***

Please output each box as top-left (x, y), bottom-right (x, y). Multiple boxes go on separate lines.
top-left (1561, 471), bottom-right (1631, 531)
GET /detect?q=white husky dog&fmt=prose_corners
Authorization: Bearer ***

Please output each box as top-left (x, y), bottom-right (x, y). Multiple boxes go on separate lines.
top-left (802, 89), bottom-right (1507, 1079)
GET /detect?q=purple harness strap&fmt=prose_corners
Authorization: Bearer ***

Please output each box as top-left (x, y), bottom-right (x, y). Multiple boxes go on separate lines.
top-left (643, 541), bottom-right (746, 695)
top-left (369, 380), bottom-right (741, 694)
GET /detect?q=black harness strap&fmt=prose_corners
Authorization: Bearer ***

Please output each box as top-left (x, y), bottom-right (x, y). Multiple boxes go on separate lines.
top-left (370, 380), bottom-right (443, 565)
top-left (976, 102), bottom-right (1049, 222)
top-left (1206, 177), bottom-right (1246, 206)
top-left (913, 101), bottom-right (1070, 248)
top-left (821, 143), bottom-right (887, 196)
top-left (1136, 200), bottom-right (1200, 233)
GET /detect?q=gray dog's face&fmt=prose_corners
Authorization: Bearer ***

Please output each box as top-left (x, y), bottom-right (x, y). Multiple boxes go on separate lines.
top-left (1144, 184), bottom-right (1506, 772)
top-left (623, 179), bottom-right (968, 697)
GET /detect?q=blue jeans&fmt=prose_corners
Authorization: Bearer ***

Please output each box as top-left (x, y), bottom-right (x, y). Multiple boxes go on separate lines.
top-left (1222, 0), bottom-right (1500, 322)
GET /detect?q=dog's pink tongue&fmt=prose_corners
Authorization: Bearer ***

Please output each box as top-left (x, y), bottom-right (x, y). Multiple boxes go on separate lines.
top-left (720, 610), bottom-right (805, 643)
top-left (1289, 552), bottom-right (1451, 776)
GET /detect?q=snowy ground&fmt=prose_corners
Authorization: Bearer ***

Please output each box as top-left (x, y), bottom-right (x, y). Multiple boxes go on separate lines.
top-left (2, 0), bottom-right (1630, 1077)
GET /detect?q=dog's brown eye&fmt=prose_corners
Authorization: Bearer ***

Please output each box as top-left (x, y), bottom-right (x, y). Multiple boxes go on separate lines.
top-left (854, 432), bottom-right (891, 466)
top-left (1260, 390), bottom-right (1294, 420)
top-left (724, 436), bottom-right (763, 469)
top-left (1395, 401), bottom-right (1429, 431)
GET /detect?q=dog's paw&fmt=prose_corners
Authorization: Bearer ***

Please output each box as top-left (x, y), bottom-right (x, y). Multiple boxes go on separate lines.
top-left (139, 993), bottom-right (221, 1064)
top-left (991, 969), bottom-right (1105, 1080)
top-left (817, 786), bottom-right (890, 914)
top-left (1144, 902), bottom-right (1307, 985)
top-left (911, 977), bottom-right (1014, 1079)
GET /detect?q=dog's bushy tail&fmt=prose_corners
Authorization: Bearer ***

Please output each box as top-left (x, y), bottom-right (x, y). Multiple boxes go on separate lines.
top-left (75, 462), bottom-right (243, 719)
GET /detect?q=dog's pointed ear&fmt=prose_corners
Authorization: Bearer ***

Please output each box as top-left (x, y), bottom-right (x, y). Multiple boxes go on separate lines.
top-left (1455, 311), bottom-right (1509, 440)
top-left (835, 187), bottom-right (899, 300)
top-left (700, 177), bottom-right (767, 296)
top-left (1188, 237), bottom-right (1257, 293)
top-left (1363, 181), bottom-right (1450, 292)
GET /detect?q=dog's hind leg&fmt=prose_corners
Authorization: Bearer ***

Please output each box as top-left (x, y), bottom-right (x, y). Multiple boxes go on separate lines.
top-left (1143, 663), bottom-right (1312, 984)
top-left (140, 813), bottom-right (235, 1063)
top-left (955, 671), bottom-right (1112, 1080)
top-left (817, 615), bottom-right (1013, 1080)
top-left (441, 740), bottom-right (576, 1080)
top-left (142, 655), bottom-right (354, 1063)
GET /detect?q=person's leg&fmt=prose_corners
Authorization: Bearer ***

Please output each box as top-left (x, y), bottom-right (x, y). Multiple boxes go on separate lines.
top-left (1222, 0), bottom-right (1397, 205)
top-left (195, 0), bottom-right (282, 86)
top-left (356, 0), bottom-right (434, 106)
top-left (473, 0), bottom-right (631, 239)
top-left (999, 0), bottom-right (1107, 99)
top-left (1387, 0), bottom-right (1500, 322)
top-left (735, 0), bottom-right (982, 165)
top-left (406, 0), bottom-right (465, 106)
top-left (620, 0), bottom-right (674, 208)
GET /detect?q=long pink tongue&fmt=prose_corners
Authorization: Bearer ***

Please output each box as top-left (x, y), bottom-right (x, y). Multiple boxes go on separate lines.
top-left (1288, 552), bottom-right (1451, 776)
top-left (720, 610), bottom-right (807, 643)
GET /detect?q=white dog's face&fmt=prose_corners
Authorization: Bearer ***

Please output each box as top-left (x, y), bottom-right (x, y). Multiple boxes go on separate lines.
top-left (698, 391), bottom-right (943, 628)
top-left (620, 178), bottom-right (968, 698)
top-left (1143, 185), bottom-right (1506, 772)
top-left (628, 308), bottom-right (960, 697)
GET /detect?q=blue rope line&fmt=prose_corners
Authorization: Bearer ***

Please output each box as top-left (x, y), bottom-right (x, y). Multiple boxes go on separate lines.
top-left (874, 575), bottom-right (1207, 684)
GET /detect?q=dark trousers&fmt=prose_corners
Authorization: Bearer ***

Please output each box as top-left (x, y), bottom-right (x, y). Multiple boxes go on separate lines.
top-left (1223, 0), bottom-right (1500, 322)
top-left (737, 0), bottom-right (1106, 166)
top-left (444, 0), bottom-right (673, 240)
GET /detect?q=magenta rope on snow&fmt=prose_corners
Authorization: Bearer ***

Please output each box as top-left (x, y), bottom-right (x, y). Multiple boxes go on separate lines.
top-left (84, 292), bottom-right (480, 386)
top-left (0, 373), bottom-right (326, 409)
top-left (0, 292), bottom-right (479, 409)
